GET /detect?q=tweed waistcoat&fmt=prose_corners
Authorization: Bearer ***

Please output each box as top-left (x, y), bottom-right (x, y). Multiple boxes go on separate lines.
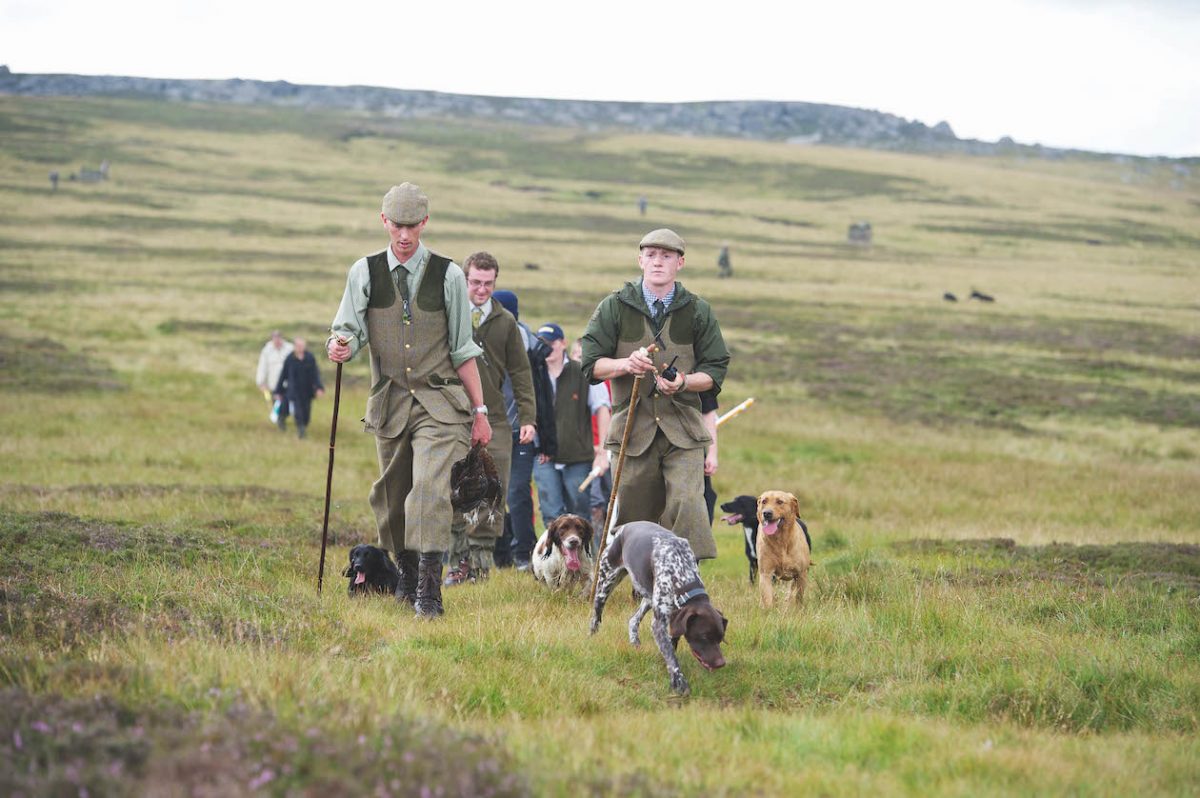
top-left (552, 360), bottom-right (594, 465)
top-left (608, 298), bottom-right (709, 456)
top-left (363, 250), bottom-right (470, 437)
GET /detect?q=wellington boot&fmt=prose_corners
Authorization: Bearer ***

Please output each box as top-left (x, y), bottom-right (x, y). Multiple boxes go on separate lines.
top-left (414, 552), bottom-right (445, 619)
top-left (394, 550), bottom-right (419, 607)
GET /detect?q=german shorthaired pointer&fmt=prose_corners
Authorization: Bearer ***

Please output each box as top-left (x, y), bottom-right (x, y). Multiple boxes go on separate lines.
top-left (590, 521), bottom-right (728, 696)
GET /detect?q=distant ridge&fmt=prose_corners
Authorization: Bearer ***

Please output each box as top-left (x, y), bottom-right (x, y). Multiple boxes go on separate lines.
top-left (0, 66), bottom-right (1080, 157)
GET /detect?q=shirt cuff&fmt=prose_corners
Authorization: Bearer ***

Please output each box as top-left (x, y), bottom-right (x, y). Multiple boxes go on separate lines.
top-left (450, 341), bottom-right (484, 369)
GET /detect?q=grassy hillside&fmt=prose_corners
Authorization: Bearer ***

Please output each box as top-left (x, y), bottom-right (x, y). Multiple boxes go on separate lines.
top-left (1, 95), bottom-right (1198, 796)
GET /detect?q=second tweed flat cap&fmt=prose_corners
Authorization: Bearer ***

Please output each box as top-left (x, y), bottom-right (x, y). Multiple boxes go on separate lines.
top-left (638, 228), bottom-right (685, 254)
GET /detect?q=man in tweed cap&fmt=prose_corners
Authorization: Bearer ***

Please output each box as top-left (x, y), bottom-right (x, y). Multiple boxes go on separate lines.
top-left (581, 228), bottom-right (729, 561)
top-left (327, 183), bottom-right (492, 617)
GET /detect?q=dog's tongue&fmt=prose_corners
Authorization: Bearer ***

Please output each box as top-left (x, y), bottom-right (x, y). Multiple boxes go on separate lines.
top-left (565, 548), bottom-right (581, 572)
top-left (721, 512), bottom-right (743, 525)
top-left (762, 519), bottom-right (780, 536)
top-left (354, 571), bottom-right (366, 585)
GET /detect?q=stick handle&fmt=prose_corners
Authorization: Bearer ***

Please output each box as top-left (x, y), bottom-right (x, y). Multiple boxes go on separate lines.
top-left (317, 360), bottom-right (343, 594)
top-left (590, 373), bottom-right (644, 603)
top-left (578, 465), bottom-right (603, 493)
top-left (716, 396), bottom-right (754, 427)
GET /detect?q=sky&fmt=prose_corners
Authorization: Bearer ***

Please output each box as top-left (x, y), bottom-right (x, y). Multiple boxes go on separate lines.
top-left (2, 0), bottom-right (1197, 157)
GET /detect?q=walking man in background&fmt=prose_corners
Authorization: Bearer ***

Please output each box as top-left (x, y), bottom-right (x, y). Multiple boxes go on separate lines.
top-left (581, 229), bottom-right (729, 561)
top-left (533, 322), bottom-right (611, 527)
top-left (256, 330), bottom-right (293, 430)
top-left (327, 182), bottom-right (491, 618)
top-left (490, 289), bottom-right (556, 571)
top-left (444, 253), bottom-right (537, 586)
top-left (273, 337), bottom-right (324, 439)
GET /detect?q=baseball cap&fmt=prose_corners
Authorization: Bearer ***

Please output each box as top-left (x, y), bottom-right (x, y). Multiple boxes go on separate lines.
top-left (537, 322), bottom-right (564, 342)
top-left (493, 289), bottom-right (519, 319)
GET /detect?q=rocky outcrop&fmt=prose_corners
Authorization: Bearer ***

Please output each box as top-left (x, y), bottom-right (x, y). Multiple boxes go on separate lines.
top-left (0, 68), bottom-right (1038, 155)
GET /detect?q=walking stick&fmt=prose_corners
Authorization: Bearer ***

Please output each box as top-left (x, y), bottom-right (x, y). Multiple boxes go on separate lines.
top-left (317, 341), bottom-right (347, 594)
top-left (589, 346), bottom-right (657, 603)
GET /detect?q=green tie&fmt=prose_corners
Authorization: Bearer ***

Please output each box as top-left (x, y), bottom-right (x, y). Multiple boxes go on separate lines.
top-left (395, 268), bottom-right (411, 321)
top-left (652, 299), bottom-right (666, 331)
top-left (472, 307), bottom-right (483, 330)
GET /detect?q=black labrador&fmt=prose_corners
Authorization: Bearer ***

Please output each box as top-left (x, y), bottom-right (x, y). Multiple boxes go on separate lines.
top-left (342, 544), bottom-right (400, 597)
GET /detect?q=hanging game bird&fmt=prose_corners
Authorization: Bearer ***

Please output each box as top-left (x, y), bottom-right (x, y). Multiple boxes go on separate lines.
top-left (451, 442), bottom-right (503, 527)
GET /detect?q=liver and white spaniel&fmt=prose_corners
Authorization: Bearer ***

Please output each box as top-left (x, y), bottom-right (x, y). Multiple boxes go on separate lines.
top-left (532, 514), bottom-right (594, 589)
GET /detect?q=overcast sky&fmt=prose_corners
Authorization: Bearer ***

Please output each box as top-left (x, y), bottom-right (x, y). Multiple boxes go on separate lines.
top-left (2, 0), bottom-right (1197, 157)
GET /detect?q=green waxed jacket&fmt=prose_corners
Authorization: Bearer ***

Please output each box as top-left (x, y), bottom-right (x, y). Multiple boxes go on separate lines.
top-left (580, 280), bottom-right (729, 456)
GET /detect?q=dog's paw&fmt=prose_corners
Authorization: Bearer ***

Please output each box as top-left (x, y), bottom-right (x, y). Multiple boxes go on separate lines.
top-left (670, 673), bottom-right (691, 696)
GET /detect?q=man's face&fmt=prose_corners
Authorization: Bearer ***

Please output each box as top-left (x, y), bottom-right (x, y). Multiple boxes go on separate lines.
top-left (293, 338), bottom-right (306, 356)
top-left (466, 266), bottom-right (497, 308)
top-left (271, 334), bottom-right (284, 349)
top-left (547, 337), bottom-right (567, 362)
top-left (638, 246), bottom-right (684, 292)
top-left (382, 214), bottom-right (427, 261)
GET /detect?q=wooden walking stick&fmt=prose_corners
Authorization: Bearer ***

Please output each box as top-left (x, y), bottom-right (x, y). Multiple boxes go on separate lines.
top-left (317, 339), bottom-right (347, 594)
top-left (589, 345), bottom-right (657, 603)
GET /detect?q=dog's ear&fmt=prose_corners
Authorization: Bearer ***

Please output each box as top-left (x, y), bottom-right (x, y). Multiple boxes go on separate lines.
top-left (790, 494), bottom-right (800, 518)
top-left (579, 516), bottom-right (595, 553)
top-left (545, 516), bottom-right (564, 549)
top-left (719, 609), bottom-right (729, 634)
top-left (669, 606), bottom-right (695, 639)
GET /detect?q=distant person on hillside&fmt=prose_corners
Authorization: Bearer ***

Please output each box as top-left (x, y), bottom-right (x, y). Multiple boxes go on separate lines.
top-left (717, 244), bottom-right (732, 279)
top-left (638, 195), bottom-right (648, 216)
top-left (274, 338), bottom-right (324, 439)
top-left (326, 182), bottom-right (491, 619)
top-left (256, 330), bottom-right (293, 429)
top-left (581, 228), bottom-right (730, 562)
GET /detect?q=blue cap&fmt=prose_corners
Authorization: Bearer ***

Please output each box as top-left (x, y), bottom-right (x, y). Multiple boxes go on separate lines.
top-left (493, 289), bottom-right (518, 319)
top-left (537, 322), bottom-right (564, 342)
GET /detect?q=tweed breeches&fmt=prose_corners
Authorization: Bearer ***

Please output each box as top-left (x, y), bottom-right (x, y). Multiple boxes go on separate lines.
top-left (370, 401), bottom-right (469, 554)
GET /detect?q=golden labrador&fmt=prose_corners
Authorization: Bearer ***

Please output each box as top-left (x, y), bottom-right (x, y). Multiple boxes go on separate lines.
top-left (756, 490), bottom-right (811, 609)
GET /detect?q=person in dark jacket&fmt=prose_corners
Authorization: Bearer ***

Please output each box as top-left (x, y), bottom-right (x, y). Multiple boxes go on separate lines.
top-left (274, 337), bottom-right (325, 439)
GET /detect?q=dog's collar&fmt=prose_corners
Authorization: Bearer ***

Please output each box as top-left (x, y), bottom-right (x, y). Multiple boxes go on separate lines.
top-left (674, 580), bottom-right (708, 609)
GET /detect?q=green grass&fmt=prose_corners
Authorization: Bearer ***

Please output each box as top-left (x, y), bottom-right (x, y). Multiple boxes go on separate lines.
top-left (1, 94), bottom-right (1199, 795)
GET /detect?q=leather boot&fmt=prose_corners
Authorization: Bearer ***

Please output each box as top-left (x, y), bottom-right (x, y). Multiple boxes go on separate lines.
top-left (414, 552), bottom-right (445, 619)
top-left (394, 550), bottom-right (419, 607)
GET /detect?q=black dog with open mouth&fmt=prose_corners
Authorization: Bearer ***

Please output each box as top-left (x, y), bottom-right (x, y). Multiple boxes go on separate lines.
top-left (342, 544), bottom-right (401, 597)
top-left (720, 494), bottom-right (760, 584)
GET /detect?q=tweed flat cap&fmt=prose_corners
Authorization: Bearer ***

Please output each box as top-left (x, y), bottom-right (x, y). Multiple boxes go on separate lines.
top-left (382, 182), bottom-right (429, 225)
top-left (639, 228), bottom-right (685, 255)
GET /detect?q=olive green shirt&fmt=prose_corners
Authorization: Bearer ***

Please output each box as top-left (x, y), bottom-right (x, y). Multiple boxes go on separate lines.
top-left (329, 242), bottom-right (482, 367)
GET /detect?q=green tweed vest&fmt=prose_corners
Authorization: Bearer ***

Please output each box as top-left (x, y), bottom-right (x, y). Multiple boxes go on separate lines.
top-left (363, 250), bottom-right (470, 437)
top-left (553, 360), bottom-right (594, 465)
top-left (609, 298), bottom-right (709, 457)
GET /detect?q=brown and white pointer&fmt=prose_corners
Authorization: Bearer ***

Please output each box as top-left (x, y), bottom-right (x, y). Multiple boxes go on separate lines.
top-left (756, 490), bottom-right (811, 609)
top-left (590, 521), bottom-right (728, 696)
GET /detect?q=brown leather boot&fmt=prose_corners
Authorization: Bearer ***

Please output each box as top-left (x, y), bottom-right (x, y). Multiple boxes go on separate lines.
top-left (414, 552), bottom-right (445, 618)
top-left (394, 550), bottom-right (419, 607)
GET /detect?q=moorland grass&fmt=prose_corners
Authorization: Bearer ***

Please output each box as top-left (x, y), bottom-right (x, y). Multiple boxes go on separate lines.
top-left (1, 94), bottom-right (1198, 795)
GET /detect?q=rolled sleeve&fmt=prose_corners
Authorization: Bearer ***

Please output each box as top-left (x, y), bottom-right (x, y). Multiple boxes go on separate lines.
top-left (587, 382), bottom-right (611, 413)
top-left (444, 261), bottom-right (484, 368)
top-left (329, 257), bottom-right (371, 360)
top-left (691, 300), bottom-right (730, 396)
